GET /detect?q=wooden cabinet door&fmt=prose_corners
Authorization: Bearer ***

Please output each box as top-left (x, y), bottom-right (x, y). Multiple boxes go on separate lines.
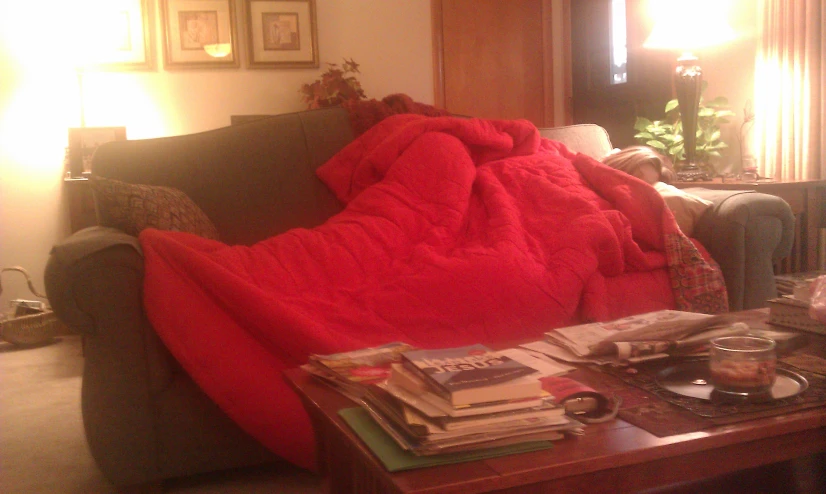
top-left (432, 0), bottom-right (565, 127)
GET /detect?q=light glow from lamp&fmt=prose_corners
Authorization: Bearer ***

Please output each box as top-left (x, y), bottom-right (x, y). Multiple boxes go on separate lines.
top-left (203, 43), bottom-right (232, 58)
top-left (644, 0), bottom-right (736, 53)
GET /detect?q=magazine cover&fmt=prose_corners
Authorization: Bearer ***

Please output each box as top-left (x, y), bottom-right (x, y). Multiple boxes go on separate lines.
top-left (309, 341), bottom-right (416, 388)
top-left (401, 344), bottom-right (537, 395)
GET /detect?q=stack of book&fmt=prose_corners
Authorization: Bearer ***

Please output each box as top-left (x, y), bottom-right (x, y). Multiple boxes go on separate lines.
top-left (767, 295), bottom-right (826, 335)
top-left (775, 271), bottom-right (826, 297)
top-left (306, 343), bottom-right (581, 456)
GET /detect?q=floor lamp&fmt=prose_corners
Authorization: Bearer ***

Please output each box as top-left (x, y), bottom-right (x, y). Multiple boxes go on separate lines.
top-left (643, 0), bottom-right (736, 180)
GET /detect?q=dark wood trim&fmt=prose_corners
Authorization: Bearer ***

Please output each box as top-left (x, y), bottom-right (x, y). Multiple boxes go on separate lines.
top-left (430, 0), bottom-right (445, 109)
top-left (541, 0), bottom-right (555, 126)
top-left (561, 0), bottom-right (573, 125)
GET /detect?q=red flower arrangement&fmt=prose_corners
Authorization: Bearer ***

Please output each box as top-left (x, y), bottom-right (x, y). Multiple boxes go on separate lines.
top-left (300, 58), bottom-right (367, 109)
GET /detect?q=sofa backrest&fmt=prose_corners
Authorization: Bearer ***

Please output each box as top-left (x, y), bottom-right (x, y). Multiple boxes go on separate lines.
top-left (92, 107), bottom-right (353, 246)
top-left (538, 124), bottom-right (613, 160)
top-left (91, 108), bottom-right (613, 246)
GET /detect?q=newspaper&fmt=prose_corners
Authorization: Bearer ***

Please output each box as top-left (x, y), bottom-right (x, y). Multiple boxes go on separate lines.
top-left (541, 310), bottom-right (751, 364)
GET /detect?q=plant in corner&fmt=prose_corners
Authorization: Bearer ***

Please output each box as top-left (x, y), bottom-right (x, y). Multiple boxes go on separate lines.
top-left (300, 58), bottom-right (367, 109)
top-left (633, 81), bottom-right (735, 174)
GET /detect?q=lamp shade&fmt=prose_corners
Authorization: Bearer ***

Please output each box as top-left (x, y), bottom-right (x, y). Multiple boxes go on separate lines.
top-left (643, 0), bottom-right (736, 51)
top-left (204, 43), bottom-right (233, 58)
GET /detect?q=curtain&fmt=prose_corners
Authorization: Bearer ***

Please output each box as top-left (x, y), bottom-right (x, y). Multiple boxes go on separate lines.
top-left (754, 0), bottom-right (825, 180)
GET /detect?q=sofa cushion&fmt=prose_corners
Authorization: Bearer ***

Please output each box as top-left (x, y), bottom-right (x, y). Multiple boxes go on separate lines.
top-left (90, 176), bottom-right (219, 240)
top-left (654, 181), bottom-right (713, 237)
top-left (538, 124), bottom-right (613, 159)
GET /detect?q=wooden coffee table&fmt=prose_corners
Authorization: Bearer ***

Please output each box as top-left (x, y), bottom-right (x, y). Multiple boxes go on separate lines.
top-left (284, 310), bottom-right (826, 494)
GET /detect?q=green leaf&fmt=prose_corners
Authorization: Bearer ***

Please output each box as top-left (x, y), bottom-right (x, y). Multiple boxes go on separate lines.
top-left (634, 132), bottom-right (654, 140)
top-left (634, 118), bottom-right (653, 131)
top-left (664, 99), bottom-right (680, 114)
top-left (707, 96), bottom-right (729, 107)
top-left (698, 108), bottom-right (715, 117)
top-left (647, 140), bottom-right (667, 151)
top-left (708, 130), bottom-right (721, 141)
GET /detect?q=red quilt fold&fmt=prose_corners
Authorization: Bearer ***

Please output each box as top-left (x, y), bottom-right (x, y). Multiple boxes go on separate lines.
top-left (139, 115), bottom-right (726, 470)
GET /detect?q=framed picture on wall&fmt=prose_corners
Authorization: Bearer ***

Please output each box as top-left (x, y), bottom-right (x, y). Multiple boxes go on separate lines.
top-left (160, 0), bottom-right (240, 68)
top-left (244, 0), bottom-right (319, 68)
top-left (86, 0), bottom-right (156, 70)
top-left (67, 127), bottom-right (127, 177)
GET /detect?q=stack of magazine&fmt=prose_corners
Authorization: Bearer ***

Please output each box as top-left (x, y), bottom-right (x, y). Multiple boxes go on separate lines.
top-left (305, 343), bottom-right (581, 456)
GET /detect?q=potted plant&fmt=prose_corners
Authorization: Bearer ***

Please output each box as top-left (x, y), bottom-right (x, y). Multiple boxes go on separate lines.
top-left (633, 82), bottom-right (735, 174)
top-left (300, 58), bottom-right (367, 109)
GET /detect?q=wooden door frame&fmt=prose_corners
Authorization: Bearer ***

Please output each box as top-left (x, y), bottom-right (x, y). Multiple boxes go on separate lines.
top-left (430, 0), bottom-right (572, 126)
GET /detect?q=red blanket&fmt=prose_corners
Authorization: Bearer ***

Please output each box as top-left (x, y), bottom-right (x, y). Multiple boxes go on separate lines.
top-left (139, 115), bottom-right (726, 470)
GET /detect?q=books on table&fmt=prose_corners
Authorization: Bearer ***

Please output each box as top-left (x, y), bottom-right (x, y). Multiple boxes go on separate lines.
top-left (775, 271), bottom-right (826, 297)
top-left (399, 344), bottom-right (542, 406)
top-left (303, 341), bottom-right (416, 399)
top-left (305, 342), bottom-right (581, 458)
top-left (385, 363), bottom-right (545, 417)
top-left (360, 381), bottom-right (579, 456)
top-left (767, 295), bottom-right (826, 335)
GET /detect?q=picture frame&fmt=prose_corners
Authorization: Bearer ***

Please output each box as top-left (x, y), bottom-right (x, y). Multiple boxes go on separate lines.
top-left (89, 0), bottom-right (156, 70)
top-left (67, 127), bottom-right (128, 177)
top-left (244, 0), bottom-right (319, 68)
top-left (160, 0), bottom-right (240, 68)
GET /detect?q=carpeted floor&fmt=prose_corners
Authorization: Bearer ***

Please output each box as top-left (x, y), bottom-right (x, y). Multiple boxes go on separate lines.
top-left (0, 335), bottom-right (324, 494)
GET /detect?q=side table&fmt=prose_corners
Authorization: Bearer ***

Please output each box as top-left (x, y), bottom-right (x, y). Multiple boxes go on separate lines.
top-left (675, 178), bottom-right (826, 273)
top-left (64, 176), bottom-right (97, 233)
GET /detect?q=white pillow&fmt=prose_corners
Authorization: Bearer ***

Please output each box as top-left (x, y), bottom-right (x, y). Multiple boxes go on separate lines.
top-left (654, 182), bottom-right (713, 237)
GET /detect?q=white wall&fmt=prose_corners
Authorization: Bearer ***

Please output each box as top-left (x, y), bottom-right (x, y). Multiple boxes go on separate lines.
top-left (0, 0), bottom-right (433, 309)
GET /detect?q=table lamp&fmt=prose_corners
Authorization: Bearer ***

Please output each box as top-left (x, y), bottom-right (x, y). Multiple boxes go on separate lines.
top-left (643, 0), bottom-right (735, 179)
top-left (204, 43), bottom-right (232, 58)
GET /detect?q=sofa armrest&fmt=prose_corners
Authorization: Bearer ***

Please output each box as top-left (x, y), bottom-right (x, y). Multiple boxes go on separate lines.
top-left (684, 188), bottom-right (795, 311)
top-left (45, 226), bottom-right (143, 336)
top-left (45, 226), bottom-right (275, 487)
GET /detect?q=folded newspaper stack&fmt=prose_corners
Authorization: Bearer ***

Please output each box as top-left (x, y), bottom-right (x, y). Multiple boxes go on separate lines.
top-left (543, 310), bottom-right (752, 364)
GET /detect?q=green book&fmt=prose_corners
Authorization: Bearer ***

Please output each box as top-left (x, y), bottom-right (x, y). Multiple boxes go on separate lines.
top-left (337, 407), bottom-right (554, 472)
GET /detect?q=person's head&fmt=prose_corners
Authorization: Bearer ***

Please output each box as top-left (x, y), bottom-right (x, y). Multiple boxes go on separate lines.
top-left (602, 146), bottom-right (675, 184)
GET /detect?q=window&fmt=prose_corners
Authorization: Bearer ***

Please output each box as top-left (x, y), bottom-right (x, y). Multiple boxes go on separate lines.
top-left (610, 0), bottom-right (627, 84)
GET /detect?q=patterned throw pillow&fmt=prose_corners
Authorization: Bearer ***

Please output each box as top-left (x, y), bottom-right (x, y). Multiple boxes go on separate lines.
top-left (90, 176), bottom-right (219, 240)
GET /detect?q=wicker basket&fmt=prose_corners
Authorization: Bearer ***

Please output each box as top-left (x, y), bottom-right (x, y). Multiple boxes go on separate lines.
top-left (0, 267), bottom-right (58, 346)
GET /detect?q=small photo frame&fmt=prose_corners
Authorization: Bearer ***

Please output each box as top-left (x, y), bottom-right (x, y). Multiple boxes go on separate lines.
top-left (68, 127), bottom-right (128, 177)
top-left (244, 0), bottom-right (319, 68)
top-left (160, 0), bottom-right (240, 68)
top-left (90, 0), bottom-right (156, 70)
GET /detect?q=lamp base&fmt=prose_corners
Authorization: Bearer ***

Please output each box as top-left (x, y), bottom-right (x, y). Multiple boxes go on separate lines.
top-left (676, 163), bottom-right (712, 182)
